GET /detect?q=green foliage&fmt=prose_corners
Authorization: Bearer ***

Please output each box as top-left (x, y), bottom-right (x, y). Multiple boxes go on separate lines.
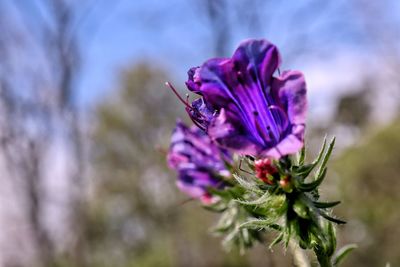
top-left (333, 119), bottom-right (400, 267)
top-left (203, 137), bottom-right (353, 267)
top-left (332, 244), bottom-right (358, 267)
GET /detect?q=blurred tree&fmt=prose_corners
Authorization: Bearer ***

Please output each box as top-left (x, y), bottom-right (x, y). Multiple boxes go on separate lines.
top-left (332, 118), bottom-right (400, 267)
top-left (0, 1), bottom-right (119, 266)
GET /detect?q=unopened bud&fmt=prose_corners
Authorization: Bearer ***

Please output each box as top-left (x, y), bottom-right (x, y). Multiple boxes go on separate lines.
top-left (279, 176), bottom-right (293, 193)
top-left (255, 158), bottom-right (277, 184)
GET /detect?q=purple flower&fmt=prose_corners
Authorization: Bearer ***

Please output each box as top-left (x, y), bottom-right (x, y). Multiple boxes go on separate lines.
top-left (167, 120), bottom-right (231, 204)
top-left (186, 39), bottom-right (307, 159)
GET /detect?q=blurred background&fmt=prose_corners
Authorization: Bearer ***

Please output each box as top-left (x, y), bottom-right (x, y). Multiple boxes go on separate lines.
top-left (0, 0), bottom-right (399, 266)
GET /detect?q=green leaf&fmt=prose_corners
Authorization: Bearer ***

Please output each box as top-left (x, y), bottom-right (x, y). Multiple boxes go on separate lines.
top-left (207, 187), bottom-right (232, 199)
top-left (297, 167), bottom-right (327, 192)
top-left (269, 232), bottom-right (284, 249)
top-left (318, 210), bottom-right (346, 225)
top-left (325, 221), bottom-right (337, 256)
top-left (313, 201), bottom-right (341, 209)
top-left (283, 223), bottom-right (292, 248)
top-left (238, 219), bottom-right (275, 230)
top-left (202, 201), bottom-right (227, 212)
top-left (293, 199), bottom-right (310, 219)
top-left (292, 137), bottom-right (330, 181)
top-left (235, 191), bottom-right (270, 206)
top-left (294, 163), bottom-right (316, 178)
top-left (298, 145), bottom-right (306, 165)
top-left (312, 136), bottom-right (328, 166)
top-left (315, 137), bottom-right (335, 180)
top-left (233, 174), bottom-right (263, 194)
top-left (221, 228), bottom-right (240, 250)
top-left (332, 244), bottom-right (357, 266)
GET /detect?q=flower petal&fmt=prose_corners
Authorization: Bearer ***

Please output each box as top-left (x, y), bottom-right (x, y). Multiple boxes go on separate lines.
top-left (262, 124), bottom-right (305, 159)
top-left (271, 70), bottom-right (307, 126)
top-left (167, 121), bottom-right (231, 201)
top-left (207, 109), bottom-right (261, 155)
top-left (232, 39), bottom-right (281, 89)
top-left (197, 40), bottom-right (284, 148)
top-left (186, 67), bottom-right (202, 93)
top-left (168, 120), bottom-right (227, 171)
top-left (185, 39), bottom-right (307, 158)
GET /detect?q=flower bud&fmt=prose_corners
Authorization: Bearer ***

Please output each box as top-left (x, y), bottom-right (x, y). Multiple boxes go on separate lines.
top-left (279, 176), bottom-right (293, 193)
top-left (255, 158), bottom-right (277, 184)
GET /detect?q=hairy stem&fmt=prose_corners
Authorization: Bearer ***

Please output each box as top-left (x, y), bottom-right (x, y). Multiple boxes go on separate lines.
top-left (316, 252), bottom-right (333, 267)
top-left (289, 241), bottom-right (311, 267)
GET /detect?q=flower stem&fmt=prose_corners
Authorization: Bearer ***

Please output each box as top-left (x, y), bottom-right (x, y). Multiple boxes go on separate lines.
top-left (316, 253), bottom-right (333, 267)
top-left (289, 241), bottom-right (310, 267)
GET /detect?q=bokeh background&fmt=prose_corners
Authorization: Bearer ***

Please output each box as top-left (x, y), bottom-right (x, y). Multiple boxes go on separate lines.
top-left (0, 0), bottom-right (399, 266)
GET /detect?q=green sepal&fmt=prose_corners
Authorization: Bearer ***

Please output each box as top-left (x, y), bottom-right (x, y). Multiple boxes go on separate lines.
top-left (298, 145), bottom-right (306, 165)
top-left (238, 219), bottom-right (276, 230)
top-left (233, 174), bottom-right (263, 194)
top-left (207, 185), bottom-right (246, 200)
top-left (315, 137), bottom-right (335, 180)
top-left (293, 163), bottom-right (316, 179)
top-left (295, 167), bottom-right (327, 192)
top-left (332, 244), bottom-right (358, 266)
top-left (293, 199), bottom-right (310, 219)
top-left (269, 232), bottom-right (284, 249)
top-left (313, 201), bottom-right (341, 209)
top-left (202, 201), bottom-right (227, 212)
top-left (324, 221), bottom-right (337, 257)
top-left (318, 210), bottom-right (346, 225)
top-left (235, 191), bottom-right (270, 206)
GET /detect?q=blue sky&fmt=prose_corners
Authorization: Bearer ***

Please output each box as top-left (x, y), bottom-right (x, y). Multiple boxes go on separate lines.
top-left (72, 0), bottom-right (399, 117)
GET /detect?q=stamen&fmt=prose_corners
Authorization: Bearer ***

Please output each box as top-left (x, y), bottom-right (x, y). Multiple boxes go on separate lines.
top-left (277, 68), bottom-right (281, 76)
top-left (165, 81), bottom-right (192, 109)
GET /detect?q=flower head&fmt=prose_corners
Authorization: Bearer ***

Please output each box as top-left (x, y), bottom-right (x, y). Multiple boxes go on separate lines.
top-left (185, 39), bottom-right (307, 159)
top-left (167, 120), bottom-right (231, 204)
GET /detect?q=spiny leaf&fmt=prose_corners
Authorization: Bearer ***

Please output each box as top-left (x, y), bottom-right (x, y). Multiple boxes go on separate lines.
top-left (312, 136), bottom-right (327, 166)
top-left (238, 219), bottom-right (275, 230)
top-left (298, 145), bottom-right (306, 165)
top-left (332, 244), bottom-right (358, 266)
top-left (293, 137), bottom-right (327, 180)
top-left (297, 167), bottom-right (327, 192)
top-left (283, 224), bottom-right (292, 248)
top-left (293, 199), bottom-right (310, 219)
top-left (207, 187), bottom-right (233, 199)
top-left (325, 221), bottom-right (337, 256)
top-left (221, 227), bottom-right (240, 250)
top-left (235, 191), bottom-right (270, 206)
top-left (213, 205), bottom-right (238, 232)
top-left (294, 163), bottom-right (316, 178)
top-left (315, 137), bottom-right (335, 180)
top-left (241, 228), bottom-right (252, 246)
top-left (233, 174), bottom-right (263, 194)
top-left (269, 232), bottom-right (284, 249)
top-left (313, 201), bottom-right (341, 209)
top-left (202, 201), bottom-right (227, 212)
top-left (318, 210), bottom-right (346, 225)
